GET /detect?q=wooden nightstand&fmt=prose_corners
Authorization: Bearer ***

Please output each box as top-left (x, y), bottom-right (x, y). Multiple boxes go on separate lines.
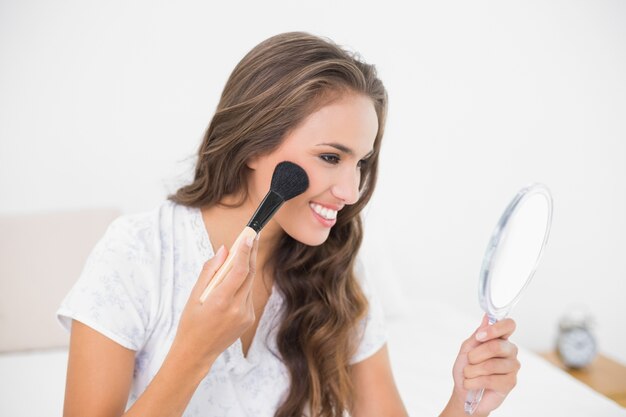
top-left (540, 351), bottom-right (626, 408)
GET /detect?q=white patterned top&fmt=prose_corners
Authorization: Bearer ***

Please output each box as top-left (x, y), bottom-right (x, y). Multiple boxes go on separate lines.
top-left (57, 200), bottom-right (387, 417)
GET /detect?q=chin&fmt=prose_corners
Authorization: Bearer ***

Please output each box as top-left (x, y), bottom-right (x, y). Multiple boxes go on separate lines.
top-left (284, 227), bottom-right (331, 247)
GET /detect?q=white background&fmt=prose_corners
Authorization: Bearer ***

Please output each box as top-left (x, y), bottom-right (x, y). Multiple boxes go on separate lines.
top-left (1, 0), bottom-right (625, 366)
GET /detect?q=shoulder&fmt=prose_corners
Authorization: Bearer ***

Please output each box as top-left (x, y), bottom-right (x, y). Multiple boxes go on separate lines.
top-left (107, 200), bottom-right (179, 239)
top-left (353, 256), bottom-right (374, 298)
top-left (102, 200), bottom-right (192, 257)
top-left (350, 255), bottom-right (388, 364)
top-left (56, 201), bottom-right (192, 349)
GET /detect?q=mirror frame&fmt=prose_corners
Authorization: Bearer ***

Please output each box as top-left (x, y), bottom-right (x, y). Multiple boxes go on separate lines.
top-left (478, 183), bottom-right (554, 320)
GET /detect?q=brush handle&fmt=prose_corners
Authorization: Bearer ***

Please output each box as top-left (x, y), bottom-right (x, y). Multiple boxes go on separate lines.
top-left (199, 226), bottom-right (257, 303)
top-left (247, 190), bottom-right (284, 233)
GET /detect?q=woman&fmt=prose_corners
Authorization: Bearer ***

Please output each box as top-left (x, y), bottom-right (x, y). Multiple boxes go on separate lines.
top-left (58, 32), bottom-right (519, 417)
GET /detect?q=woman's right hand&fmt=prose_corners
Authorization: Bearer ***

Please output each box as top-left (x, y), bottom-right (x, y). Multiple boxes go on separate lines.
top-left (171, 235), bottom-right (259, 370)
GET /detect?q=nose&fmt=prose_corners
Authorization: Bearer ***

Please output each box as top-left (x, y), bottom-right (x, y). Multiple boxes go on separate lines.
top-left (330, 166), bottom-right (360, 205)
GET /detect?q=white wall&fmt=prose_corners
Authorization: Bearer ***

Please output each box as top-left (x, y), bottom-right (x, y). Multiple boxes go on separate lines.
top-left (1, 0), bottom-right (625, 364)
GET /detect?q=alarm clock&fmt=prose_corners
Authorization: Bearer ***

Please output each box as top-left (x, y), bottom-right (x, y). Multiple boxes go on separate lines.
top-left (556, 313), bottom-right (597, 369)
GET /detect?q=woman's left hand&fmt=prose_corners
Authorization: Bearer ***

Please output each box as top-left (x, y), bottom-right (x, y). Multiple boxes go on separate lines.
top-left (448, 315), bottom-right (520, 416)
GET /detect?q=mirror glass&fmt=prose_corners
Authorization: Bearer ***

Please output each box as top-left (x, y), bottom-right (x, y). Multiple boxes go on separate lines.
top-left (479, 183), bottom-right (553, 319)
top-left (488, 191), bottom-right (552, 310)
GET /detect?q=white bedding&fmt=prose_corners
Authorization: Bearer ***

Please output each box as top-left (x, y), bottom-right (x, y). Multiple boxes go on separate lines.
top-left (1, 300), bottom-right (624, 416)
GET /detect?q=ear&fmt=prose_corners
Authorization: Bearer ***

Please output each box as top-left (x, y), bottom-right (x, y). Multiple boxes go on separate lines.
top-left (246, 156), bottom-right (259, 170)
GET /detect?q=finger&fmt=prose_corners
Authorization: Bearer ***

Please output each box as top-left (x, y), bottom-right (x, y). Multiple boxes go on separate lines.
top-left (468, 339), bottom-right (519, 365)
top-left (241, 238), bottom-right (258, 325)
top-left (475, 318), bottom-right (516, 342)
top-left (215, 232), bottom-right (254, 295)
top-left (245, 274), bottom-right (255, 318)
top-left (249, 233), bottom-right (259, 274)
top-left (459, 314), bottom-right (493, 355)
top-left (463, 357), bottom-right (521, 379)
top-left (236, 235), bottom-right (258, 300)
top-left (191, 245), bottom-right (228, 299)
top-left (463, 372), bottom-right (518, 393)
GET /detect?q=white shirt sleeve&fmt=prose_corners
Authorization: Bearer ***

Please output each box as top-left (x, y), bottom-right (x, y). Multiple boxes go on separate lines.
top-left (350, 258), bottom-right (388, 364)
top-left (56, 214), bottom-right (157, 351)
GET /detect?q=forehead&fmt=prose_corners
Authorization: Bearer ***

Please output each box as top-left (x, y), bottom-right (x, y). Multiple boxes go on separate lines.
top-left (279, 93), bottom-right (378, 155)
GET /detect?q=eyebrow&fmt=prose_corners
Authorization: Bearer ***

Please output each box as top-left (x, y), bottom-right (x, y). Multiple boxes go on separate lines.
top-left (316, 142), bottom-right (375, 159)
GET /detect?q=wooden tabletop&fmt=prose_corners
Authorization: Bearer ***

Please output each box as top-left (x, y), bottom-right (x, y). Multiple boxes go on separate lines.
top-left (540, 351), bottom-right (626, 408)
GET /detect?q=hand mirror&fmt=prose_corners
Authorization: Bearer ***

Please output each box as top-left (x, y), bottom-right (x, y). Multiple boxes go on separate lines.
top-left (465, 183), bottom-right (553, 414)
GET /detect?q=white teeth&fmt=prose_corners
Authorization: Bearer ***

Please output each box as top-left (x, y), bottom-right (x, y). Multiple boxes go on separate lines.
top-left (309, 203), bottom-right (337, 220)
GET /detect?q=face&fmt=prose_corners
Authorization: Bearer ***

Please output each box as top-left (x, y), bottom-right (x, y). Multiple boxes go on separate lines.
top-left (246, 93), bottom-right (379, 246)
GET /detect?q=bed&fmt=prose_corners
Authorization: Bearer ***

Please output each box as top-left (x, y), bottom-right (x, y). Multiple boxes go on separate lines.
top-left (1, 209), bottom-right (624, 416)
top-left (1, 306), bottom-right (625, 416)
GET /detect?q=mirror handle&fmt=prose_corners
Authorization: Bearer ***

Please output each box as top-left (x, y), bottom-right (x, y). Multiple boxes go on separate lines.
top-left (464, 315), bottom-right (497, 415)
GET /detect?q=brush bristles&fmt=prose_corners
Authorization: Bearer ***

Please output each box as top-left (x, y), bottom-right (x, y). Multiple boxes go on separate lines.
top-left (270, 161), bottom-right (309, 201)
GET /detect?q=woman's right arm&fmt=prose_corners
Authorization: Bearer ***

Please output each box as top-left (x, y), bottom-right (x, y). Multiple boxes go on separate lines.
top-left (63, 237), bottom-right (259, 417)
top-left (64, 320), bottom-right (215, 417)
top-left (63, 320), bottom-right (135, 417)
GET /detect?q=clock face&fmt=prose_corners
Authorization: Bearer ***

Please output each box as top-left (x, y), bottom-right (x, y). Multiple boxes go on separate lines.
top-left (557, 327), bottom-right (597, 368)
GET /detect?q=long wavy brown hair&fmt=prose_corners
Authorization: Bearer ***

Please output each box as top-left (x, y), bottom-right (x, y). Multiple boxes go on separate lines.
top-left (169, 32), bottom-right (387, 417)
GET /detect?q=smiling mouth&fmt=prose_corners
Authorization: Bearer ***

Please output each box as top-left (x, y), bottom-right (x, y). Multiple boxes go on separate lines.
top-left (309, 202), bottom-right (338, 220)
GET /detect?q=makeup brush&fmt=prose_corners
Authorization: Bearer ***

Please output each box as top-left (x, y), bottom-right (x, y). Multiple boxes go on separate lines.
top-left (199, 161), bottom-right (309, 303)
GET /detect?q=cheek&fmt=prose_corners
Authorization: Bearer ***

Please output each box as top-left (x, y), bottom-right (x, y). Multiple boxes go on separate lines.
top-left (279, 195), bottom-right (310, 221)
top-left (273, 196), bottom-right (303, 219)
top-left (297, 161), bottom-right (330, 195)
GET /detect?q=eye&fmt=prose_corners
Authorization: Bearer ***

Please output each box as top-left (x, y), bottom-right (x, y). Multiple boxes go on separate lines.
top-left (320, 154), bottom-right (340, 165)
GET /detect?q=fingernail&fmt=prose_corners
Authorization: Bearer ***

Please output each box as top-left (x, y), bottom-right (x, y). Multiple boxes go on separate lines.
top-left (246, 236), bottom-right (254, 248)
top-left (216, 245), bottom-right (225, 257)
top-left (476, 331), bottom-right (487, 341)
